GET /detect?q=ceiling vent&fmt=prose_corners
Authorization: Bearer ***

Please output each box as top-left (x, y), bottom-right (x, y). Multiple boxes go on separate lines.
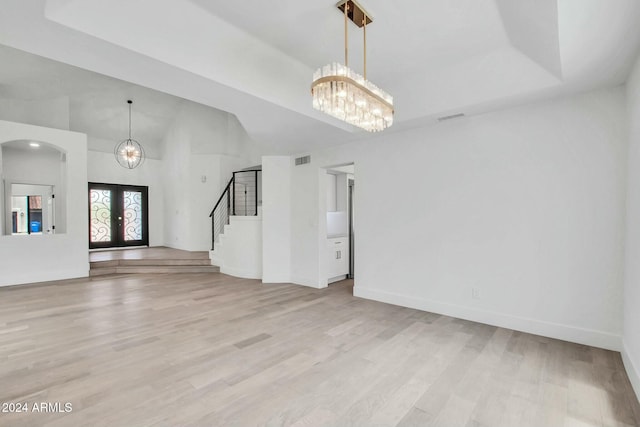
top-left (295, 155), bottom-right (311, 166)
top-left (437, 113), bottom-right (465, 122)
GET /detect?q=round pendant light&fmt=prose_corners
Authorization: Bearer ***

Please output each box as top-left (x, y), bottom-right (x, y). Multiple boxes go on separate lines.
top-left (114, 100), bottom-right (145, 169)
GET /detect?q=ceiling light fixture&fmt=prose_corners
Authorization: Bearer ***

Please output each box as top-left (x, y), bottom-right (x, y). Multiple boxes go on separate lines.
top-left (115, 100), bottom-right (145, 169)
top-left (311, 0), bottom-right (393, 132)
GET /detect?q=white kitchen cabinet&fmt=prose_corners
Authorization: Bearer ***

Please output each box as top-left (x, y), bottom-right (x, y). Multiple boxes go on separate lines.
top-left (327, 237), bottom-right (349, 282)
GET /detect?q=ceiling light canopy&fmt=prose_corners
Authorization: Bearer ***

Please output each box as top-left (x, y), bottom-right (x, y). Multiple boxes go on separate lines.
top-left (311, 0), bottom-right (394, 132)
top-left (114, 100), bottom-right (145, 169)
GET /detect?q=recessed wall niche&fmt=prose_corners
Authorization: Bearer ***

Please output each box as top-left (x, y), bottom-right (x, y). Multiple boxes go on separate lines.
top-left (1, 140), bottom-right (67, 235)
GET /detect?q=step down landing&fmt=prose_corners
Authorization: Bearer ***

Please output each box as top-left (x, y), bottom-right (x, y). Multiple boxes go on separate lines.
top-left (89, 249), bottom-right (219, 276)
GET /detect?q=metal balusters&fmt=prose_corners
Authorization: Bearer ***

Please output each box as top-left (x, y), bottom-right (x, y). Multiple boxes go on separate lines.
top-left (209, 169), bottom-right (262, 250)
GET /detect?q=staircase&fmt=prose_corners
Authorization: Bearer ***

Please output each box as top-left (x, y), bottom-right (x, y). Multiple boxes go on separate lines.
top-left (210, 209), bottom-right (262, 279)
top-left (89, 248), bottom-right (220, 276)
top-left (209, 168), bottom-right (263, 279)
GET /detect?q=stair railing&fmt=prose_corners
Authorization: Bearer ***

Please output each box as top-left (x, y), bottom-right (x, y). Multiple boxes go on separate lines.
top-left (209, 177), bottom-right (233, 250)
top-left (209, 169), bottom-right (261, 250)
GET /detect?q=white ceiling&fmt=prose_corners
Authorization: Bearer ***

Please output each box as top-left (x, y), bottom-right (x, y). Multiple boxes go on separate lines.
top-left (190, 0), bottom-right (511, 71)
top-left (0, 0), bottom-right (639, 154)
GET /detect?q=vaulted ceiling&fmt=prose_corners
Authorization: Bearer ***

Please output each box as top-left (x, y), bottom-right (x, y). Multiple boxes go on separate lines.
top-left (1, 0), bottom-right (639, 154)
top-left (0, 45), bottom-right (201, 155)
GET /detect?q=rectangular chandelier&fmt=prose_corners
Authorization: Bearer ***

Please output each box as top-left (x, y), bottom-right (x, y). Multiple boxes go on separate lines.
top-left (311, 1), bottom-right (394, 132)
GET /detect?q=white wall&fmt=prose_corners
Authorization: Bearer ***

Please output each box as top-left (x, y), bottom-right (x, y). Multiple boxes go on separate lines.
top-left (189, 154), bottom-right (223, 251)
top-left (88, 135), bottom-right (164, 160)
top-left (336, 173), bottom-right (348, 212)
top-left (326, 173), bottom-right (337, 212)
top-left (162, 103), bottom-right (259, 251)
top-left (623, 55), bottom-right (640, 401)
top-left (262, 156), bottom-right (292, 283)
top-left (188, 153), bottom-right (250, 251)
top-left (289, 165), bottom-right (324, 286)
top-left (87, 151), bottom-right (165, 247)
top-left (326, 172), bottom-right (349, 238)
top-left (0, 120), bottom-right (88, 286)
top-left (162, 113), bottom-right (192, 250)
top-left (0, 97), bottom-right (70, 130)
top-left (219, 215), bottom-right (262, 279)
top-left (280, 87), bottom-right (628, 350)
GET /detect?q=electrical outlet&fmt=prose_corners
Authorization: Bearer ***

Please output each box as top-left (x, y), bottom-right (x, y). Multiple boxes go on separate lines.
top-left (472, 288), bottom-right (480, 300)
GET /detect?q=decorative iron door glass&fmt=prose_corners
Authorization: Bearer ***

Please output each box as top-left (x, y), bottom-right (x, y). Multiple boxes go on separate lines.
top-left (89, 183), bottom-right (148, 248)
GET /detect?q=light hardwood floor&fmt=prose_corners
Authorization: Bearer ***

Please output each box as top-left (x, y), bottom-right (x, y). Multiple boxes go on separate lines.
top-left (0, 273), bottom-right (638, 427)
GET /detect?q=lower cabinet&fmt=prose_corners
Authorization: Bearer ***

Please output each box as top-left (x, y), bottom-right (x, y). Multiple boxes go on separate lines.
top-left (327, 237), bottom-right (349, 282)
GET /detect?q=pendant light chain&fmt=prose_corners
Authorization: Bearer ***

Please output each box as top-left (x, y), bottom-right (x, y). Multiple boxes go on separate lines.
top-left (363, 16), bottom-right (367, 80)
top-left (344, 2), bottom-right (349, 67)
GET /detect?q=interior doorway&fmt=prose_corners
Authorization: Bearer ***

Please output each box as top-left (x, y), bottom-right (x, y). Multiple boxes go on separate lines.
top-left (88, 183), bottom-right (149, 249)
top-left (323, 163), bottom-right (355, 287)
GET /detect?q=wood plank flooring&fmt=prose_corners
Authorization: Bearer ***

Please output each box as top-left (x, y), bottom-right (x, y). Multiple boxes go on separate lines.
top-left (0, 273), bottom-right (638, 427)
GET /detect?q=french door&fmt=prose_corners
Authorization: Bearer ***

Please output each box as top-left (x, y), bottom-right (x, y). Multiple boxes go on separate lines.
top-left (89, 183), bottom-right (149, 249)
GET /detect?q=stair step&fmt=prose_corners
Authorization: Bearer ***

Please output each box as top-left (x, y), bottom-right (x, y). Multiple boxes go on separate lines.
top-left (89, 267), bottom-right (117, 276)
top-left (185, 251), bottom-right (211, 260)
top-left (90, 259), bottom-right (212, 268)
top-left (89, 265), bottom-right (220, 276)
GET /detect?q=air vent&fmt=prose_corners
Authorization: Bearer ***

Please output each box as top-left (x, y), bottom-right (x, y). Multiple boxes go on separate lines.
top-left (437, 113), bottom-right (465, 122)
top-left (295, 155), bottom-right (311, 166)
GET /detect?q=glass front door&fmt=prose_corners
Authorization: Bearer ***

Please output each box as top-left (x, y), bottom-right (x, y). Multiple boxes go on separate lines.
top-left (89, 183), bottom-right (148, 249)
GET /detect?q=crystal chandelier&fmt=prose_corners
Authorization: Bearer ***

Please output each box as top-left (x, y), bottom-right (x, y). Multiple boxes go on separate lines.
top-left (114, 100), bottom-right (145, 169)
top-left (311, 0), bottom-right (393, 132)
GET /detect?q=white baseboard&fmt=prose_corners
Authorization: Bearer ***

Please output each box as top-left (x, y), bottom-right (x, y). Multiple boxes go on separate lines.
top-left (262, 276), bottom-right (292, 284)
top-left (354, 287), bottom-right (621, 351)
top-left (291, 275), bottom-right (325, 289)
top-left (0, 268), bottom-right (89, 287)
top-left (622, 342), bottom-right (640, 403)
top-left (220, 265), bottom-right (262, 280)
top-left (328, 275), bottom-right (348, 284)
